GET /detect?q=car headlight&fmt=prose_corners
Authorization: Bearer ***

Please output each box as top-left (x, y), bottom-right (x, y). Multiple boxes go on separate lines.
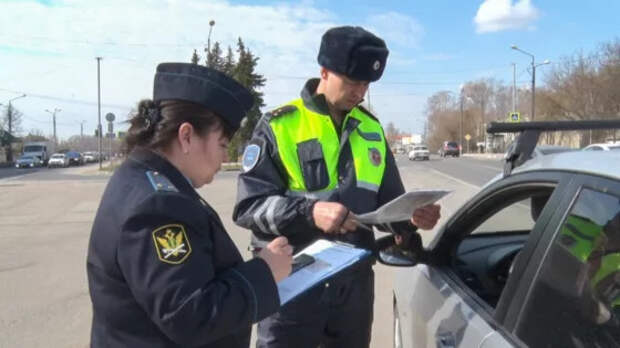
top-left (30, 163), bottom-right (34, 167)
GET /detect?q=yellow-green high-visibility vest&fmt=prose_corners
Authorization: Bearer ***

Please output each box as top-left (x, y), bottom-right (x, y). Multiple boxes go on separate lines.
top-left (268, 98), bottom-right (387, 199)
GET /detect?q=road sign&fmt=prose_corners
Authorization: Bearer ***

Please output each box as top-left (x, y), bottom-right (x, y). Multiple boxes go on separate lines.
top-left (508, 112), bottom-right (521, 123)
top-left (105, 112), bottom-right (116, 122)
top-left (465, 134), bottom-right (471, 141)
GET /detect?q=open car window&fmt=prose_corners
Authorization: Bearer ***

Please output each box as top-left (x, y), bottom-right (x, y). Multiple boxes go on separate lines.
top-left (444, 183), bottom-right (558, 310)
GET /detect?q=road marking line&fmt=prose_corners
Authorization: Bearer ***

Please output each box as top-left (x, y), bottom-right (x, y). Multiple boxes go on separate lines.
top-left (426, 166), bottom-right (482, 190)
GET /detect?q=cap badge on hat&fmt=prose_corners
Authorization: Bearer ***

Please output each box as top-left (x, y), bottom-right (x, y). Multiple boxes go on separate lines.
top-left (373, 60), bottom-right (381, 71)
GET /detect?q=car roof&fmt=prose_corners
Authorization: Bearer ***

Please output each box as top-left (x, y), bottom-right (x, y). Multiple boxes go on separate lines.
top-left (512, 150), bottom-right (620, 181)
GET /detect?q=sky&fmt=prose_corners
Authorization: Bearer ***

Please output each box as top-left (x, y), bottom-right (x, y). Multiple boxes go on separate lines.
top-left (0, 0), bottom-right (618, 140)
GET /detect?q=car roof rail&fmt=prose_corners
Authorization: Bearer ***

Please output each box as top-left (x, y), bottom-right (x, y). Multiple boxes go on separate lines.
top-left (487, 119), bottom-right (620, 177)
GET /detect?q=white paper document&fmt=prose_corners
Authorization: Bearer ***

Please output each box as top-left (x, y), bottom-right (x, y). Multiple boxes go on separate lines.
top-left (356, 189), bottom-right (451, 225)
top-left (277, 239), bottom-right (371, 305)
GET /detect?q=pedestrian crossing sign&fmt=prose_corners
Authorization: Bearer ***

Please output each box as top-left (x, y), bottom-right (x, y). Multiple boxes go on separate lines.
top-left (508, 112), bottom-right (521, 123)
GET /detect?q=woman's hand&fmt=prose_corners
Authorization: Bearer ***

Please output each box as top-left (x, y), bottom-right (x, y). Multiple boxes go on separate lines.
top-left (258, 236), bottom-right (293, 282)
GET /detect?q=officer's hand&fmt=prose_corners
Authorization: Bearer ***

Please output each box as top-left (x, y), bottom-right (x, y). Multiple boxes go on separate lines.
top-left (411, 204), bottom-right (441, 230)
top-left (312, 201), bottom-right (358, 234)
top-left (258, 236), bottom-right (293, 283)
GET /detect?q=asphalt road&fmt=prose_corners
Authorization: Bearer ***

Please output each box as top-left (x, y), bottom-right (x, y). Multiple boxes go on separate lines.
top-left (0, 154), bottom-right (503, 347)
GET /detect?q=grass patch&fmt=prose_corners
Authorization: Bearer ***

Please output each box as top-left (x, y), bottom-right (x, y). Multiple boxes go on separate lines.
top-left (221, 162), bottom-right (242, 171)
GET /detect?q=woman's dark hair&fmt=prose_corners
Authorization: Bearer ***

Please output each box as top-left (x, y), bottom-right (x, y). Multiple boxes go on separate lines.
top-left (123, 99), bottom-right (234, 154)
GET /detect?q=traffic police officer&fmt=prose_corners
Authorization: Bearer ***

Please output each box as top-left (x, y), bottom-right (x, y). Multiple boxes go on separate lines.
top-left (87, 63), bottom-right (293, 348)
top-left (233, 26), bottom-right (441, 348)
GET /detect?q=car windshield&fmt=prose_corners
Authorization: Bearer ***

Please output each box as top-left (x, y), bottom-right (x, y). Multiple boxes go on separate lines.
top-left (447, 142), bottom-right (458, 148)
top-left (609, 145), bottom-right (620, 151)
top-left (414, 146), bottom-right (428, 151)
top-left (51, 154), bottom-right (64, 159)
top-left (19, 156), bottom-right (33, 160)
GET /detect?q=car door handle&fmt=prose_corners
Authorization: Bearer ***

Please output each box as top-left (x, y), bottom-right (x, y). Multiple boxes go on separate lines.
top-left (436, 332), bottom-right (456, 348)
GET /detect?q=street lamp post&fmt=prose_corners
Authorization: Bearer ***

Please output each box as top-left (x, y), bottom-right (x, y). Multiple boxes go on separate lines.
top-left (96, 57), bottom-right (103, 169)
top-left (206, 20), bottom-right (216, 65)
top-left (511, 45), bottom-right (549, 121)
top-left (44, 108), bottom-right (61, 146)
top-left (5, 94), bottom-right (26, 162)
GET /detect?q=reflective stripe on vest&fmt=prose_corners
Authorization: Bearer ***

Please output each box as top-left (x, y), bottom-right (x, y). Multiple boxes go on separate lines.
top-left (269, 98), bottom-right (386, 196)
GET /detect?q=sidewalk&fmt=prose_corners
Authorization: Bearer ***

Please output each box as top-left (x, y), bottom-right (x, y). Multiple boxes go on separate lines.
top-left (462, 153), bottom-right (504, 160)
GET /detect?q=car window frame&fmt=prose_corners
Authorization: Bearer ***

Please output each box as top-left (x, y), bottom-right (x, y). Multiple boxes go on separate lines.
top-left (511, 173), bottom-right (620, 338)
top-left (422, 171), bottom-right (576, 346)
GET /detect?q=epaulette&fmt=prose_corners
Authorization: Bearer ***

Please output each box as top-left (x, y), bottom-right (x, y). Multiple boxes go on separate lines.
top-left (145, 171), bottom-right (178, 192)
top-left (357, 105), bottom-right (379, 122)
top-left (266, 105), bottom-right (297, 120)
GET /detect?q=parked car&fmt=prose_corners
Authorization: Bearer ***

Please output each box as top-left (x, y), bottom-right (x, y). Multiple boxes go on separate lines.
top-left (48, 153), bottom-right (69, 168)
top-left (408, 145), bottom-right (430, 161)
top-left (440, 141), bottom-right (460, 157)
top-left (583, 142), bottom-right (620, 151)
top-left (15, 155), bottom-right (42, 168)
top-left (65, 151), bottom-right (84, 166)
top-left (385, 120), bottom-right (620, 348)
top-left (83, 151), bottom-right (98, 163)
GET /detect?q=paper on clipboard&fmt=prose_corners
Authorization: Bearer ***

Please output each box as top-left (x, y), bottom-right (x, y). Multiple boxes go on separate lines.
top-left (356, 189), bottom-right (451, 225)
top-left (277, 239), bottom-right (371, 306)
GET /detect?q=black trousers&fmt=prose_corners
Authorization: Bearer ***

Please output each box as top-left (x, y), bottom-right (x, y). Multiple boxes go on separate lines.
top-left (257, 266), bottom-right (374, 348)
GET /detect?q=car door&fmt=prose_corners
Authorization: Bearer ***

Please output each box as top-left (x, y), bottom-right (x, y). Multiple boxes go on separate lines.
top-left (394, 171), bottom-right (575, 348)
top-left (511, 174), bottom-right (620, 348)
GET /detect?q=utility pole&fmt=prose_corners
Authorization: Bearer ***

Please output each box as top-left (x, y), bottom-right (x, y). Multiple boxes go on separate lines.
top-left (96, 57), bottom-right (103, 170)
top-left (44, 108), bottom-right (61, 146)
top-left (460, 91), bottom-right (464, 156)
top-left (80, 120), bottom-right (86, 137)
top-left (511, 45), bottom-right (549, 121)
top-left (512, 63), bottom-right (517, 112)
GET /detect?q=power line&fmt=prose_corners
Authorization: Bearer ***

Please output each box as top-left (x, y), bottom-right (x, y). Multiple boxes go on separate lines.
top-left (0, 87), bottom-right (132, 110)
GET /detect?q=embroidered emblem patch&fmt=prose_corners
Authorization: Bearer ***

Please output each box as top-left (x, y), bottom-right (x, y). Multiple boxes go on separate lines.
top-left (152, 224), bottom-right (192, 264)
top-left (369, 148), bottom-right (382, 166)
top-left (242, 144), bottom-right (261, 172)
top-left (373, 60), bottom-right (381, 71)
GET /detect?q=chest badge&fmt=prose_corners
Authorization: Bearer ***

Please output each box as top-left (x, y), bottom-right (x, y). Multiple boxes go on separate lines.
top-left (369, 148), bottom-right (382, 166)
top-left (152, 224), bottom-right (192, 264)
top-left (242, 144), bottom-right (261, 173)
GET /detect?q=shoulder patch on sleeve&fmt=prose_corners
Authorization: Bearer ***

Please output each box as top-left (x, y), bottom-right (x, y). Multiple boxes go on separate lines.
top-left (356, 105), bottom-right (379, 122)
top-left (145, 171), bottom-right (178, 192)
top-left (241, 144), bottom-right (261, 173)
top-left (267, 105), bottom-right (297, 120)
top-left (152, 224), bottom-right (192, 264)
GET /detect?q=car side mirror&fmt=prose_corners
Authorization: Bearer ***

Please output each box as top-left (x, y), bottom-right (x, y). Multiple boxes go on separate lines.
top-left (375, 234), bottom-right (420, 267)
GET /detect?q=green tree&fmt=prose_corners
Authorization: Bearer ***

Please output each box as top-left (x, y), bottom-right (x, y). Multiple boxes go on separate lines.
top-left (228, 38), bottom-right (266, 160)
top-left (206, 42), bottom-right (224, 70)
top-left (191, 49), bottom-right (200, 64)
top-left (191, 38), bottom-right (266, 161)
top-left (2, 104), bottom-right (23, 162)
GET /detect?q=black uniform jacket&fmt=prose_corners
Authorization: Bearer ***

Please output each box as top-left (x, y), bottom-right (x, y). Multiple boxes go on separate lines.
top-left (87, 148), bottom-right (279, 348)
top-left (233, 79), bottom-right (418, 252)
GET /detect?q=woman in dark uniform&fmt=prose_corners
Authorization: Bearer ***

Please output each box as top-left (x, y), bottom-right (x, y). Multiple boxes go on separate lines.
top-left (86, 63), bottom-right (292, 348)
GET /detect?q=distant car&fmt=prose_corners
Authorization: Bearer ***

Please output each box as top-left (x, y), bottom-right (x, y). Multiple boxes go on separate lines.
top-left (440, 141), bottom-right (460, 157)
top-left (583, 142), bottom-right (620, 151)
top-left (408, 145), bottom-right (430, 161)
top-left (65, 151), bottom-right (84, 166)
top-left (15, 155), bottom-right (42, 168)
top-left (83, 151), bottom-right (98, 163)
top-left (48, 153), bottom-right (69, 168)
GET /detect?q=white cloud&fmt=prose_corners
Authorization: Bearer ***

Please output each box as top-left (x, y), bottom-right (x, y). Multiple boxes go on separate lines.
top-left (0, 0), bottom-right (424, 139)
top-left (474, 0), bottom-right (540, 33)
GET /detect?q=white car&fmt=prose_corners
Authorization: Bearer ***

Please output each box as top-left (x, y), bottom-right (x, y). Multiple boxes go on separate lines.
top-left (583, 142), bottom-right (620, 151)
top-left (48, 153), bottom-right (69, 168)
top-left (408, 145), bottom-right (430, 161)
